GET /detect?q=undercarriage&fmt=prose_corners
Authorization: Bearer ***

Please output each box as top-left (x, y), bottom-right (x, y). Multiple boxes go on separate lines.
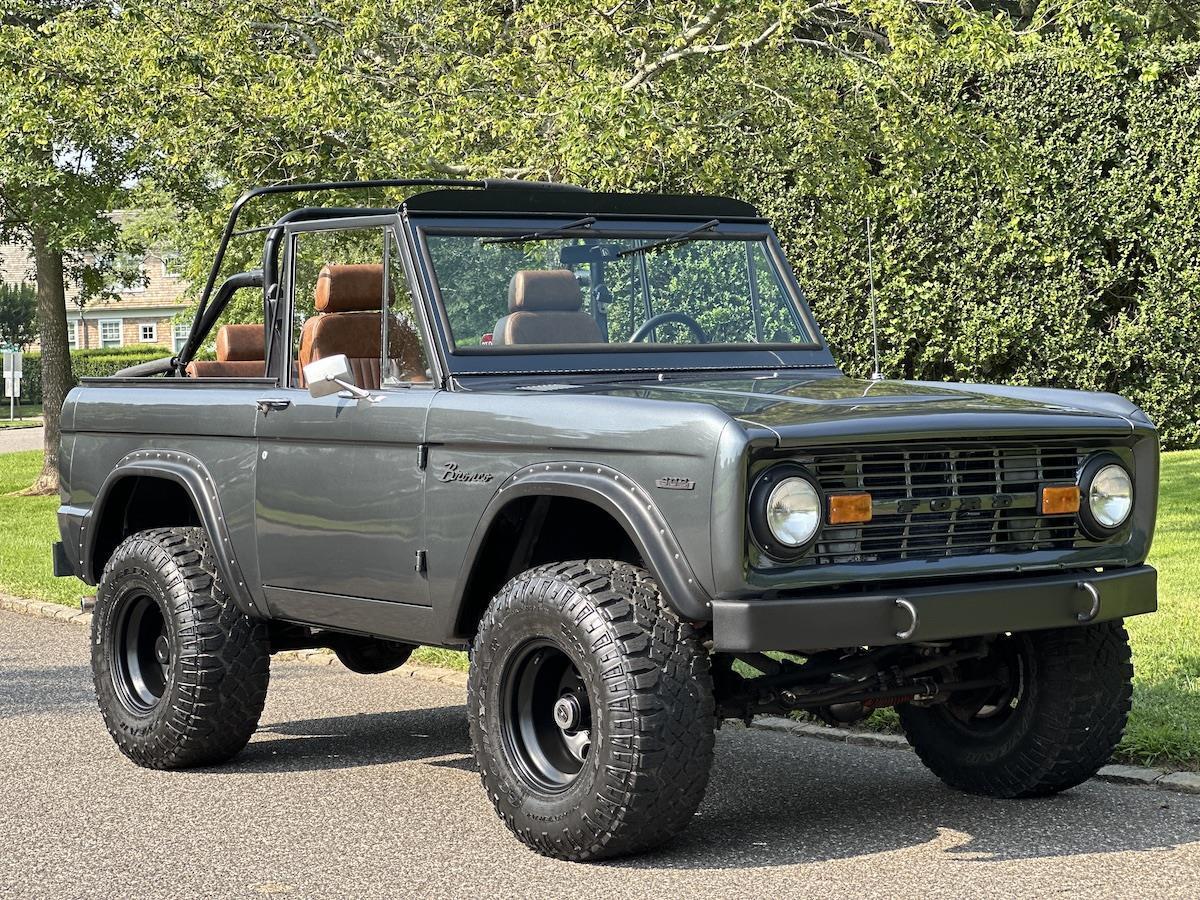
top-left (711, 638), bottom-right (1012, 726)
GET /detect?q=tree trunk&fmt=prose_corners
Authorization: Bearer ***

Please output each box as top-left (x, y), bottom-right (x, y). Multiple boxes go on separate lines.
top-left (25, 226), bottom-right (73, 495)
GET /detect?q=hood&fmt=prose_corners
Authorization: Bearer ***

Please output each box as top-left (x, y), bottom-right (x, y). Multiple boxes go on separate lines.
top-left (566, 372), bottom-right (1137, 445)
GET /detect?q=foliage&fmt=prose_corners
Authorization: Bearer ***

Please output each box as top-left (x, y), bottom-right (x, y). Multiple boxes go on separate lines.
top-left (6, 2), bottom-right (1199, 446)
top-left (0, 282), bottom-right (37, 350)
top-left (0, 3), bottom-right (141, 302)
top-left (772, 46), bottom-right (1200, 449)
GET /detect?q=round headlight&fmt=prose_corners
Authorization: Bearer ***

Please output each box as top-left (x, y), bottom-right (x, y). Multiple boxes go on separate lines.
top-left (1088, 463), bottom-right (1133, 530)
top-left (765, 477), bottom-right (821, 547)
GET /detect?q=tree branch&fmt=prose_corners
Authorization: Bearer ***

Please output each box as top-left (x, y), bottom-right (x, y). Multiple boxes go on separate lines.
top-left (624, 17), bottom-right (783, 90)
top-left (623, 2), bottom-right (734, 89)
top-left (426, 158), bottom-right (538, 179)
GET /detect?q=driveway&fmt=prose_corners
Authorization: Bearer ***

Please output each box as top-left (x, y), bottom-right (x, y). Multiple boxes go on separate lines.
top-left (3, 608), bottom-right (1199, 899)
top-left (0, 423), bottom-right (43, 454)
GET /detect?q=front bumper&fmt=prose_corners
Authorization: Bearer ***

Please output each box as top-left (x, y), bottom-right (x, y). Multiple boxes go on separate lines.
top-left (711, 565), bottom-right (1157, 652)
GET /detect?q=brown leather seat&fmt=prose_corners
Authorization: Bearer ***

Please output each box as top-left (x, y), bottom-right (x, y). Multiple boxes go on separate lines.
top-left (492, 270), bottom-right (601, 346)
top-left (185, 324), bottom-right (265, 377)
top-left (298, 264), bottom-right (427, 389)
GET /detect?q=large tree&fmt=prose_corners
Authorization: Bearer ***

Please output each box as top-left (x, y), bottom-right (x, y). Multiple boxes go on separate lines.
top-left (81, 1), bottom-right (1142, 271)
top-left (0, 2), bottom-right (137, 492)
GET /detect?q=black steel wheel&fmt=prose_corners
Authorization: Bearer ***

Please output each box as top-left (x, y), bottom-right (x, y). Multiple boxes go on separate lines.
top-left (109, 591), bottom-right (170, 714)
top-left (500, 640), bottom-right (593, 792)
top-left (899, 621), bottom-right (1133, 798)
top-left (468, 560), bottom-right (715, 861)
top-left (91, 527), bottom-right (270, 769)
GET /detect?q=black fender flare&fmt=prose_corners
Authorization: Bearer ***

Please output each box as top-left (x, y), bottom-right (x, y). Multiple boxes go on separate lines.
top-left (81, 449), bottom-right (262, 618)
top-left (457, 461), bottom-right (713, 622)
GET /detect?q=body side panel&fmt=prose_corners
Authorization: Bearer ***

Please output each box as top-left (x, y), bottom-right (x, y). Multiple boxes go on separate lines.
top-left (60, 382), bottom-right (264, 610)
top-left (424, 390), bottom-right (732, 641)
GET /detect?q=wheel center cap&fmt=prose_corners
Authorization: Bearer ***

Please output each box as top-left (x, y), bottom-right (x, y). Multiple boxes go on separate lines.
top-left (154, 634), bottom-right (170, 666)
top-left (553, 694), bottom-right (582, 731)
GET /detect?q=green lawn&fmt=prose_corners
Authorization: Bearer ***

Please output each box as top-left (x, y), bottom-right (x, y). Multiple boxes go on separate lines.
top-left (0, 403), bottom-right (43, 428)
top-left (1, 448), bottom-right (1197, 767)
top-left (1120, 450), bottom-right (1200, 767)
top-left (0, 451), bottom-right (84, 604)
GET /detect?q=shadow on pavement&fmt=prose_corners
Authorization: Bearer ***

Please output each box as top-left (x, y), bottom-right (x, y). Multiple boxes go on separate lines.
top-left (230, 705), bottom-right (472, 774)
top-left (0, 665), bottom-right (96, 719)
top-left (231, 699), bottom-right (1200, 871)
top-left (619, 732), bottom-right (1200, 871)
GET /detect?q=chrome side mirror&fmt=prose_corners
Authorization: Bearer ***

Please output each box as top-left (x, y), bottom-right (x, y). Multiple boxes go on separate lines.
top-left (303, 354), bottom-right (370, 400)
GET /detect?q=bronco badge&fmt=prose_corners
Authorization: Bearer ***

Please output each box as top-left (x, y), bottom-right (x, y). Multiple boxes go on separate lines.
top-left (438, 462), bottom-right (495, 484)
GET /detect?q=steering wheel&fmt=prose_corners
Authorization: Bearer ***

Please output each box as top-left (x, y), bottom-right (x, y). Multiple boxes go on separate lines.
top-left (630, 311), bottom-right (709, 344)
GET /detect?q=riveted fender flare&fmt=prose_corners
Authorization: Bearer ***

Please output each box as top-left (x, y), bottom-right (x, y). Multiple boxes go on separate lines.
top-left (458, 461), bottom-right (713, 622)
top-left (81, 449), bottom-right (263, 618)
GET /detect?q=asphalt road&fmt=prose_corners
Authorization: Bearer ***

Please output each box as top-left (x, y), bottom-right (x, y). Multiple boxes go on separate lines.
top-left (0, 424), bottom-right (43, 454)
top-left (4, 610), bottom-right (1200, 900)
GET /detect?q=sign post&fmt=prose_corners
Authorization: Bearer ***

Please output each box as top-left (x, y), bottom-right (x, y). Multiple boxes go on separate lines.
top-left (2, 351), bottom-right (22, 421)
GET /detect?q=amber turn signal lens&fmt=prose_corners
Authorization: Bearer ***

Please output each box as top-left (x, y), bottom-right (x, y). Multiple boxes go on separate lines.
top-left (1041, 484), bottom-right (1081, 515)
top-left (828, 492), bottom-right (873, 525)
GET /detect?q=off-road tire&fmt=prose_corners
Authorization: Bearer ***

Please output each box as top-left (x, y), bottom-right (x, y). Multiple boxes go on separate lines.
top-left (898, 621), bottom-right (1133, 798)
top-left (91, 527), bottom-right (270, 769)
top-left (468, 560), bottom-right (715, 861)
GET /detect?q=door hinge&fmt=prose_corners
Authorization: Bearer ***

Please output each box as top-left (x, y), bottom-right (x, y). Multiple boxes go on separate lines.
top-left (414, 549), bottom-right (427, 574)
top-left (417, 443), bottom-right (429, 471)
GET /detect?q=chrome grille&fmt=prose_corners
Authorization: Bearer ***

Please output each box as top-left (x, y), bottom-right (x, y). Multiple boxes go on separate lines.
top-left (797, 438), bottom-right (1115, 563)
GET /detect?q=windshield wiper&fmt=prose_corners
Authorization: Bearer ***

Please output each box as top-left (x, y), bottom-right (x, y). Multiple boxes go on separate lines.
top-left (480, 216), bottom-right (597, 246)
top-left (616, 218), bottom-right (720, 258)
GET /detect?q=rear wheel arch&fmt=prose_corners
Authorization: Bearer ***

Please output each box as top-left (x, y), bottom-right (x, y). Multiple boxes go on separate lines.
top-left (451, 464), bottom-right (712, 641)
top-left (84, 451), bottom-right (261, 617)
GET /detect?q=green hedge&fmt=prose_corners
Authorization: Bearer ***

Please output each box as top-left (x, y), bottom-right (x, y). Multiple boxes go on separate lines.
top-left (745, 47), bottom-right (1200, 450)
top-left (0, 347), bottom-right (174, 404)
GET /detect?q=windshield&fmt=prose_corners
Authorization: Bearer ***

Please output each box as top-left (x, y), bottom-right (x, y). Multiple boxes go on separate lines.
top-left (423, 229), bottom-right (814, 352)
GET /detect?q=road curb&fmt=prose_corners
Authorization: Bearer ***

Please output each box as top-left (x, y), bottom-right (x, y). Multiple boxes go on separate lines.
top-left (0, 593), bottom-right (93, 625)
top-left (2, 593), bottom-right (1193, 793)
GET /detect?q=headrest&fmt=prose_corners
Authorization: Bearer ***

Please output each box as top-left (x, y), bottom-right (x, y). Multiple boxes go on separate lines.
top-left (508, 270), bottom-right (582, 312)
top-left (215, 324), bottom-right (264, 361)
top-left (315, 264), bottom-right (392, 313)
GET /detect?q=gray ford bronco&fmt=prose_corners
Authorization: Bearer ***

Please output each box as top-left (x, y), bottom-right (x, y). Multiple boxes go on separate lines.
top-left (54, 179), bottom-right (1159, 861)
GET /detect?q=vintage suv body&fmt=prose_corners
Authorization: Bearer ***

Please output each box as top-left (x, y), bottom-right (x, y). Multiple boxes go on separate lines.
top-left (55, 179), bottom-right (1158, 861)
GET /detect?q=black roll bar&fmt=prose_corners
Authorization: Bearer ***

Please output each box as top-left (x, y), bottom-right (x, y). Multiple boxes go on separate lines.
top-left (174, 177), bottom-right (585, 372)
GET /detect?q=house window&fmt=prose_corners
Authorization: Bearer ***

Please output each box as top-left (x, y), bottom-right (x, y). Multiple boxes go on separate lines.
top-left (160, 253), bottom-right (182, 279)
top-left (110, 252), bottom-right (146, 293)
top-left (100, 319), bottom-right (123, 348)
top-left (173, 322), bottom-right (189, 353)
top-left (68, 320), bottom-right (80, 350)
top-left (139, 323), bottom-right (158, 343)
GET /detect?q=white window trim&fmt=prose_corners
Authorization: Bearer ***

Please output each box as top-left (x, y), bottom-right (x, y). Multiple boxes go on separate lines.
top-left (67, 319), bottom-right (80, 350)
top-left (173, 322), bottom-right (189, 352)
top-left (139, 323), bottom-right (158, 343)
top-left (99, 318), bottom-right (123, 348)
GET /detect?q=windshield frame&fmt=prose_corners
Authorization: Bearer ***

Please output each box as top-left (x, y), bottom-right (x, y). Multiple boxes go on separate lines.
top-left (404, 212), bottom-right (836, 377)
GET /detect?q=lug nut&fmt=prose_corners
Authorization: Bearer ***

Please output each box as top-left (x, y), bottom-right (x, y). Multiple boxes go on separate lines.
top-left (553, 695), bottom-right (582, 731)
